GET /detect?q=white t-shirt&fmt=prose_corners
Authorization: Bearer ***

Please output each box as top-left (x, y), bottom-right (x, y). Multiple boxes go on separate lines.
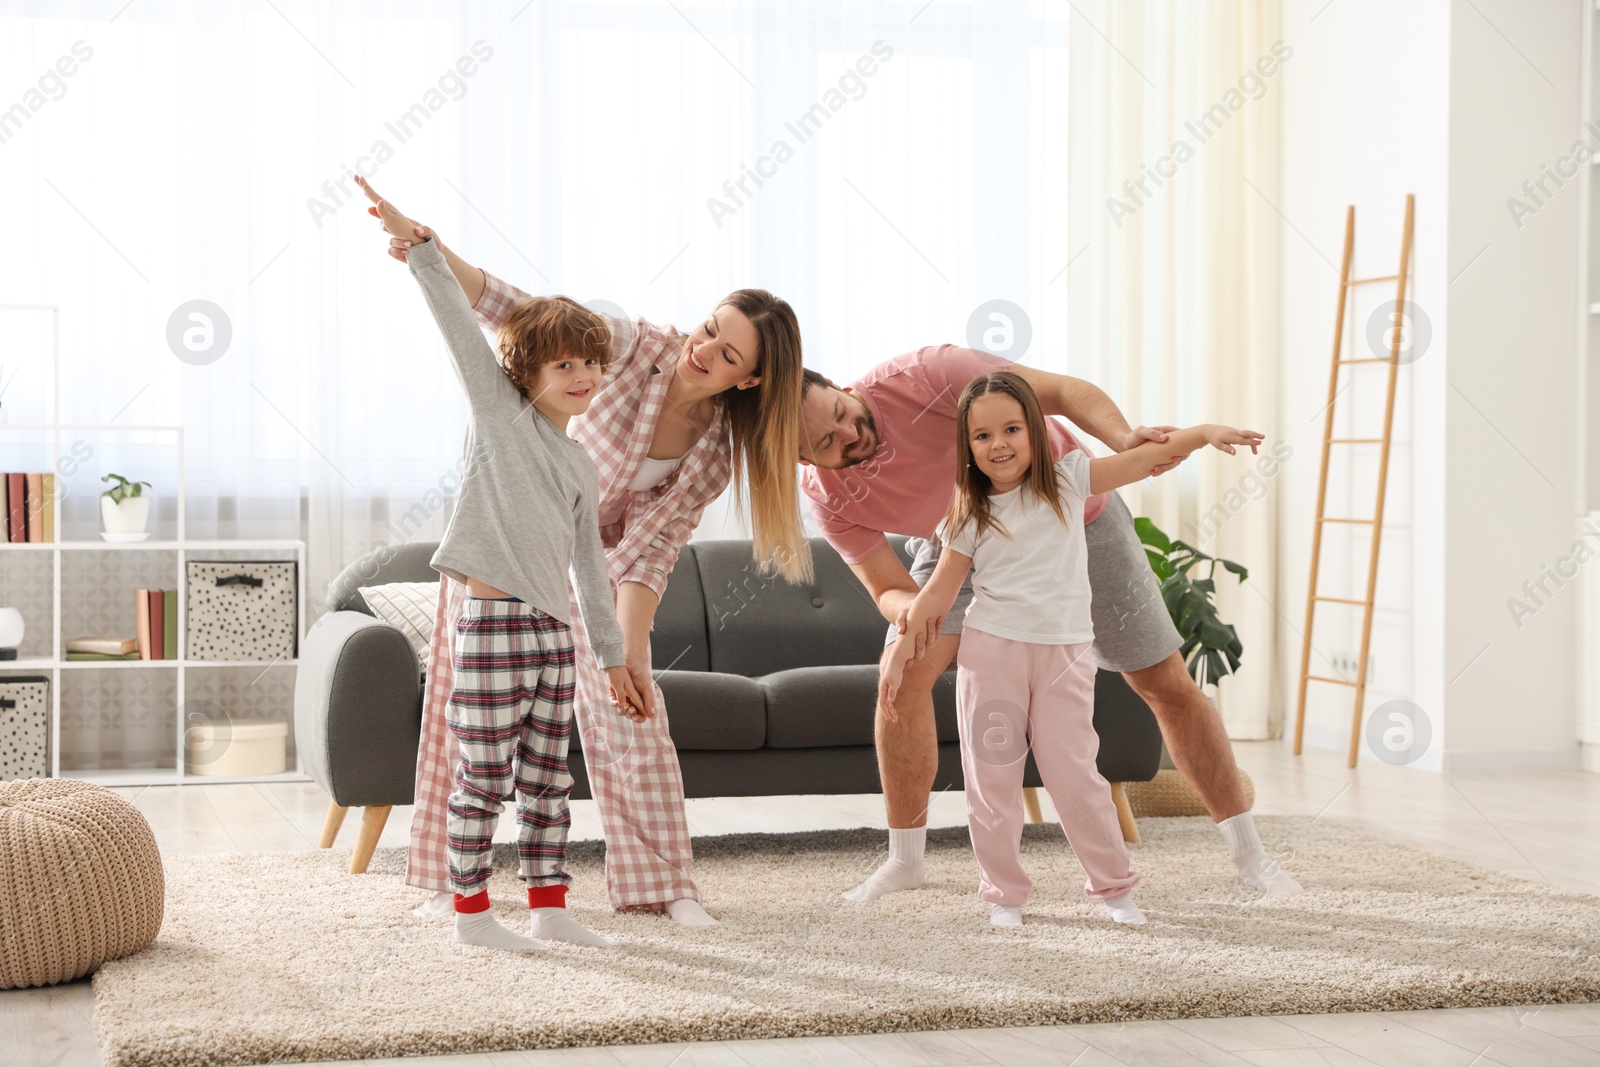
top-left (626, 452), bottom-right (686, 492)
top-left (939, 450), bottom-right (1095, 645)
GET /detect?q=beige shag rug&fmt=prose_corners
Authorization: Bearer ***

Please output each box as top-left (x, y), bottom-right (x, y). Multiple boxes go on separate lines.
top-left (93, 817), bottom-right (1600, 1066)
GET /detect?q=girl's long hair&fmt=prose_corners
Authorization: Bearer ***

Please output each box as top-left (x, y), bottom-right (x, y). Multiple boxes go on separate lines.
top-left (712, 288), bottom-right (814, 583)
top-left (945, 372), bottom-right (1069, 545)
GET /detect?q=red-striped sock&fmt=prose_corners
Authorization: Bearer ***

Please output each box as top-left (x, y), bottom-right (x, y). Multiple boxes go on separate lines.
top-left (528, 884), bottom-right (568, 910)
top-left (454, 891), bottom-right (492, 914)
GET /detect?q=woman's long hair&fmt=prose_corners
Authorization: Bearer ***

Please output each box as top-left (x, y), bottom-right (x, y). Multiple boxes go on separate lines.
top-left (712, 288), bottom-right (814, 583)
top-left (945, 372), bottom-right (1069, 546)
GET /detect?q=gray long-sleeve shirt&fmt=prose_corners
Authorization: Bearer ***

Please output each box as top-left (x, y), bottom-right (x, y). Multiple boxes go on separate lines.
top-left (407, 237), bottom-right (626, 669)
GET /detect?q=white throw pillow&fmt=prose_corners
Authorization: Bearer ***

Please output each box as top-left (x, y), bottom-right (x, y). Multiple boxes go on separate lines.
top-left (359, 581), bottom-right (439, 674)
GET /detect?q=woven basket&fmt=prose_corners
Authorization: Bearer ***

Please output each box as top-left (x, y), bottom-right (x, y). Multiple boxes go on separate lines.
top-left (0, 778), bottom-right (165, 989)
top-left (1124, 768), bottom-right (1255, 818)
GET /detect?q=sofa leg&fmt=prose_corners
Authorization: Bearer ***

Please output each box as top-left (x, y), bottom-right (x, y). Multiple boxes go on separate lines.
top-left (318, 801), bottom-right (348, 849)
top-left (1022, 787), bottom-right (1044, 824)
top-left (349, 805), bottom-right (392, 874)
top-left (1110, 782), bottom-right (1140, 844)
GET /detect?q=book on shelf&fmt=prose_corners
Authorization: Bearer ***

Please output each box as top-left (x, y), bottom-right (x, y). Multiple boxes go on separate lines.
top-left (163, 589), bottom-right (177, 660)
top-left (24, 473), bottom-right (42, 542)
top-left (149, 589), bottom-right (164, 660)
top-left (65, 651), bottom-right (141, 661)
top-left (1, 472), bottom-right (57, 544)
top-left (135, 589), bottom-right (151, 660)
top-left (129, 589), bottom-right (177, 661)
top-left (65, 636), bottom-right (137, 655)
top-left (6, 473), bottom-right (21, 543)
top-left (40, 473), bottom-right (54, 542)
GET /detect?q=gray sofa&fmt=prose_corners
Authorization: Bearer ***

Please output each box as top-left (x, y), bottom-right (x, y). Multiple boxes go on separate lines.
top-left (295, 537), bottom-right (1163, 872)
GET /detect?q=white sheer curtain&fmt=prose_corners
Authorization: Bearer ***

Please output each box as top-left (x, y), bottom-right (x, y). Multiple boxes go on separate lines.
top-left (1065, 1), bottom-right (1284, 738)
top-left (1, 0), bottom-right (1073, 620)
top-left (4, 2), bottom-right (1281, 739)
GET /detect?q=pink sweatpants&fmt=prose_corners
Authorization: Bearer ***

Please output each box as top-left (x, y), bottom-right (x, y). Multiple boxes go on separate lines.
top-left (956, 628), bottom-right (1141, 906)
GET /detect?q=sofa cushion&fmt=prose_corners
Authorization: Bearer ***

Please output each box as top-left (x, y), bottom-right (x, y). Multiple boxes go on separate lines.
top-left (327, 541), bottom-right (442, 614)
top-left (1090, 669), bottom-right (1164, 782)
top-left (762, 665), bottom-right (960, 749)
top-left (358, 581), bottom-right (439, 673)
top-left (570, 670), bottom-right (766, 752)
top-left (693, 538), bottom-right (899, 677)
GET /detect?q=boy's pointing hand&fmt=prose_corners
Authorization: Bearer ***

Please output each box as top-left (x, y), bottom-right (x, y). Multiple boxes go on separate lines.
top-left (606, 665), bottom-right (654, 723)
top-left (356, 175), bottom-right (433, 263)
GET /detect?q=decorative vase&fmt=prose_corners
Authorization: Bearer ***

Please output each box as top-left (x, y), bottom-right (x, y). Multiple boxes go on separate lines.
top-left (101, 495), bottom-right (150, 535)
top-left (0, 606), bottom-right (23, 660)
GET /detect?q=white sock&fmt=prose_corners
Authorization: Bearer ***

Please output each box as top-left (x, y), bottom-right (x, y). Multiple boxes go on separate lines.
top-left (530, 908), bottom-right (617, 948)
top-left (1217, 812), bottom-right (1303, 896)
top-left (841, 827), bottom-right (926, 902)
top-left (990, 904), bottom-right (1023, 927)
top-left (1102, 894), bottom-right (1147, 925)
top-left (411, 890), bottom-right (453, 920)
top-left (455, 909), bottom-right (545, 952)
top-left (665, 898), bottom-right (719, 927)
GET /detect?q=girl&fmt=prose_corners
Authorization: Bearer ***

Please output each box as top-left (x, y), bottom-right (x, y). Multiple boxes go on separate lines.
top-left (879, 372), bottom-right (1262, 927)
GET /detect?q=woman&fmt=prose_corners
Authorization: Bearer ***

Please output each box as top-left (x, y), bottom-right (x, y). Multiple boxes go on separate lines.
top-left (358, 177), bottom-right (811, 925)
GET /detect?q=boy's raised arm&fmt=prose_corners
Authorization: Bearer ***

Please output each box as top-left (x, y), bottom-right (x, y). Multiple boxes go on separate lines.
top-left (406, 236), bottom-right (516, 411)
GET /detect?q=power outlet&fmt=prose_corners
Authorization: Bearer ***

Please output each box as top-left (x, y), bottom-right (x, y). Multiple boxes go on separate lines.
top-left (1327, 651), bottom-right (1375, 682)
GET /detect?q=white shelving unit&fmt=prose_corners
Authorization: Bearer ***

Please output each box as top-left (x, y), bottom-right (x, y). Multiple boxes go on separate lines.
top-left (1, 303), bottom-right (308, 787)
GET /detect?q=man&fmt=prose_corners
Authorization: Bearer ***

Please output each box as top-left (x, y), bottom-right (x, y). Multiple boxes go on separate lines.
top-left (798, 345), bottom-right (1302, 900)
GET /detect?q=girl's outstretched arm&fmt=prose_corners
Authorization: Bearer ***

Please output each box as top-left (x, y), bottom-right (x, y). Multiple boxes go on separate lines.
top-left (1088, 424), bottom-right (1264, 495)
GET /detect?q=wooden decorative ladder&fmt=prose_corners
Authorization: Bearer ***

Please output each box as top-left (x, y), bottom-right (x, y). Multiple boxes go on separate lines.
top-left (1292, 194), bottom-right (1414, 768)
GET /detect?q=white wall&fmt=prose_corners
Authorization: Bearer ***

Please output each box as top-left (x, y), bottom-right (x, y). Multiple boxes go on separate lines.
top-left (1278, 0), bottom-right (1452, 765)
top-left (1444, 0), bottom-right (1583, 767)
top-left (1279, 0), bottom-right (1585, 771)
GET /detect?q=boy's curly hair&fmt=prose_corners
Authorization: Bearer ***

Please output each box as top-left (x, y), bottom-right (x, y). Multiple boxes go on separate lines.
top-left (494, 296), bottom-right (613, 398)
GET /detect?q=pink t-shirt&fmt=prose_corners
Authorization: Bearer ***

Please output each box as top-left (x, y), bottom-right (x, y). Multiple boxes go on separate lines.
top-left (801, 345), bottom-right (1110, 565)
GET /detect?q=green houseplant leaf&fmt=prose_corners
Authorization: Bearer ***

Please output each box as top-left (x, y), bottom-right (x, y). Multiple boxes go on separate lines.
top-left (1134, 517), bottom-right (1175, 583)
top-left (101, 473), bottom-right (153, 505)
top-left (1139, 517), bottom-right (1249, 686)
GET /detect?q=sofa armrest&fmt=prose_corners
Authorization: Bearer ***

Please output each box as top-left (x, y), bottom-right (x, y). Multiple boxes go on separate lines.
top-left (294, 611), bottom-right (424, 807)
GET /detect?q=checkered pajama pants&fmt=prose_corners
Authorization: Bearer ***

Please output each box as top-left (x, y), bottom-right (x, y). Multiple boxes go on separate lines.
top-left (444, 596), bottom-right (577, 897)
top-left (408, 577), bottom-right (700, 908)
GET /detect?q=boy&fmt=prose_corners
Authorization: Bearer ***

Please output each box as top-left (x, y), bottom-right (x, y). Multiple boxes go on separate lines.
top-left (407, 232), bottom-right (650, 953)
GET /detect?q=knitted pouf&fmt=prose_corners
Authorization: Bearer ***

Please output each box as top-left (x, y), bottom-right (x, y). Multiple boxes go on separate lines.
top-left (0, 778), bottom-right (164, 989)
top-left (1125, 768), bottom-right (1255, 818)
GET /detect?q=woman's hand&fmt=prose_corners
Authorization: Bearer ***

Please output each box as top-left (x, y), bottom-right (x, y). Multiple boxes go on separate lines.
top-left (355, 176), bottom-right (434, 263)
top-left (606, 665), bottom-right (653, 723)
top-left (1203, 425), bottom-right (1265, 456)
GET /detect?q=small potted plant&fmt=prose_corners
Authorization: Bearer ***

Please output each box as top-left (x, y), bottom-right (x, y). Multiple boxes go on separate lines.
top-left (101, 473), bottom-right (153, 541)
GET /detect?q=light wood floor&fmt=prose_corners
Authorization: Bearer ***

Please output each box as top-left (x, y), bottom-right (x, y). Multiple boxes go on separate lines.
top-left (6, 740), bottom-right (1599, 1067)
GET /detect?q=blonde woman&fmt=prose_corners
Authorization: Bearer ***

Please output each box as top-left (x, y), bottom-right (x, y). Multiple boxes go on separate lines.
top-left (359, 178), bottom-right (810, 925)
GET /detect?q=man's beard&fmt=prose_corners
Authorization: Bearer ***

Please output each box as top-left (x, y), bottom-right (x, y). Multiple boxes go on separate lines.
top-left (837, 402), bottom-right (880, 469)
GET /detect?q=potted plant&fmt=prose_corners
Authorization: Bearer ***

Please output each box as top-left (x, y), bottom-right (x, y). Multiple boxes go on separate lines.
top-left (1134, 517), bottom-right (1246, 688)
top-left (100, 474), bottom-right (153, 539)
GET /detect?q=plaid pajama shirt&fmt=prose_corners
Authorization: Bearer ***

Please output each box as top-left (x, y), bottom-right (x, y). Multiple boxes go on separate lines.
top-left (406, 272), bottom-right (732, 908)
top-left (445, 597), bottom-right (577, 897)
